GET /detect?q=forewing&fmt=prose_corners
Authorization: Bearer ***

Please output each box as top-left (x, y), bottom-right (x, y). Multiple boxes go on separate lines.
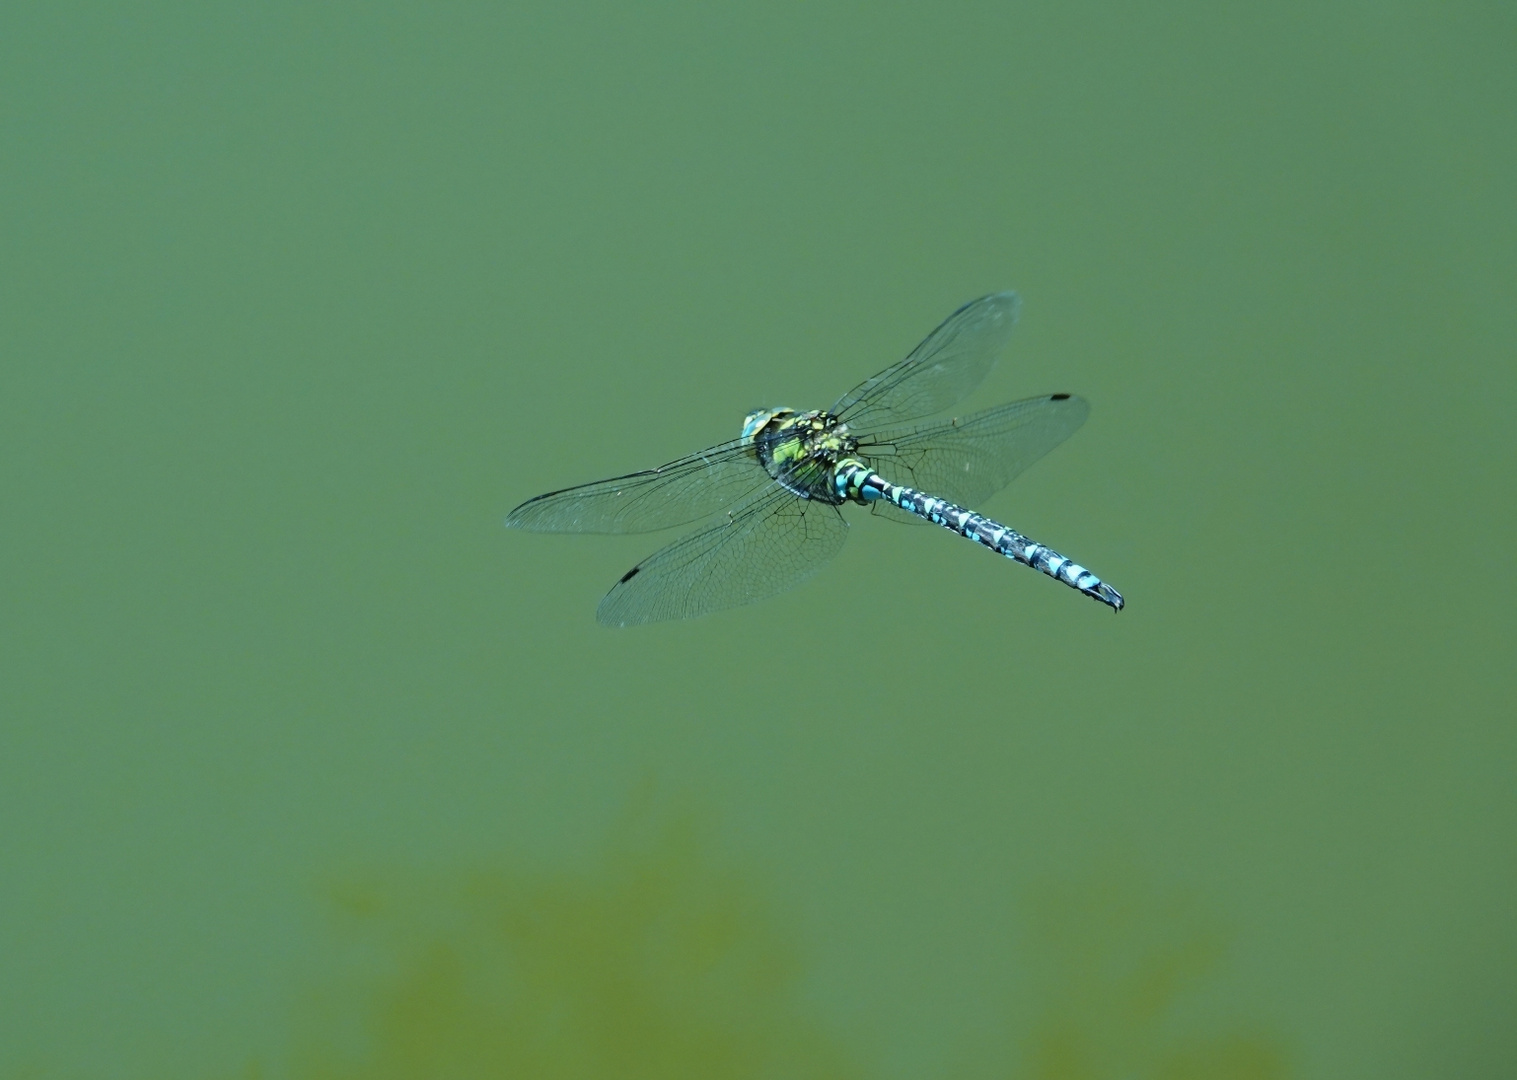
top-left (505, 438), bottom-right (772, 534)
top-left (856, 394), bottom-right (1089, 511)
top-left (831, 292), bottom-right (1020, 429)
top-left (596, 490), bottom-right (849, 626)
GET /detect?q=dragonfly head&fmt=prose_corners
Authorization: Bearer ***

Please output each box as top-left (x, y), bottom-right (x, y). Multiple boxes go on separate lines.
top-left (741, 407), bottom-right (795, 443)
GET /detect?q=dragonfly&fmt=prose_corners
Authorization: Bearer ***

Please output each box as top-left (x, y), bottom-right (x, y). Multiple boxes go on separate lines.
top-left (506, 293), bottom-right (1124, 626)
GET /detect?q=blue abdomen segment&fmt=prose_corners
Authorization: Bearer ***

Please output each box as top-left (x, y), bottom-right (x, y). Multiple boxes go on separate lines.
top-left (834, 460), bottom-right (1124, 611)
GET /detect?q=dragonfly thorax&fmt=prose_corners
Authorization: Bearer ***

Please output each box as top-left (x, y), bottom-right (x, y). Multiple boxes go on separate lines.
top-left (742, 408), bottom-right (858, 503)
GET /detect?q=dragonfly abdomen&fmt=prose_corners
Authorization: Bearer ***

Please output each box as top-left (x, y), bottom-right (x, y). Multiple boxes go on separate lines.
top-left (834, 460), bottom-right (1124, 611)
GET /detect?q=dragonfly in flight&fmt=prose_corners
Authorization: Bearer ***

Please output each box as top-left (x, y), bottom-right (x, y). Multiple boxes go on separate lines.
top-left (506, 293), bottom-right (1123, 625)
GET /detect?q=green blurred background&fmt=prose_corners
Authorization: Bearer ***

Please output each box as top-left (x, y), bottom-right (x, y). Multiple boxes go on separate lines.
top-left (2, 2), bottom-right (1512, 1077)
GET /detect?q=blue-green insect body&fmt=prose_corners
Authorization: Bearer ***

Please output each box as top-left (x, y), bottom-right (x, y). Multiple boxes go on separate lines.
top-left (506, 292), bottom-right (1125, 625)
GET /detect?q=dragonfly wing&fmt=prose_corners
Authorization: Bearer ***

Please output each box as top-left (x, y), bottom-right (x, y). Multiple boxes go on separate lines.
top-left (856, 393), bottom-right (1089, 510)
top-left (830, 292), bottom-right (1020, 429)
top-left (866, 497), bottom-right (931, 525)
top-left (505, 438), bottom-right (773, 534)
top-left (596, 490), bottom-right (849, 626)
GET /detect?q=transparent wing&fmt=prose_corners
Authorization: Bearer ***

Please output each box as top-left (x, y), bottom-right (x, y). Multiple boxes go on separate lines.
top-left (855, 393), bottom-right (1089, 513)
top-left (505, 438), bottom-right (774, 534)
top-left (596, 490), bottom-right (849, 626)
top-left (830, 292), bottom-right (1020, 430)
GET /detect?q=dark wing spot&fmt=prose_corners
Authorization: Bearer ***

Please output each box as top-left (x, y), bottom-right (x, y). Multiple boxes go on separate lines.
top-left (1050, 393), bottom-right (1071, 401)
top-left (619, 566), bottom-right (641, 584)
